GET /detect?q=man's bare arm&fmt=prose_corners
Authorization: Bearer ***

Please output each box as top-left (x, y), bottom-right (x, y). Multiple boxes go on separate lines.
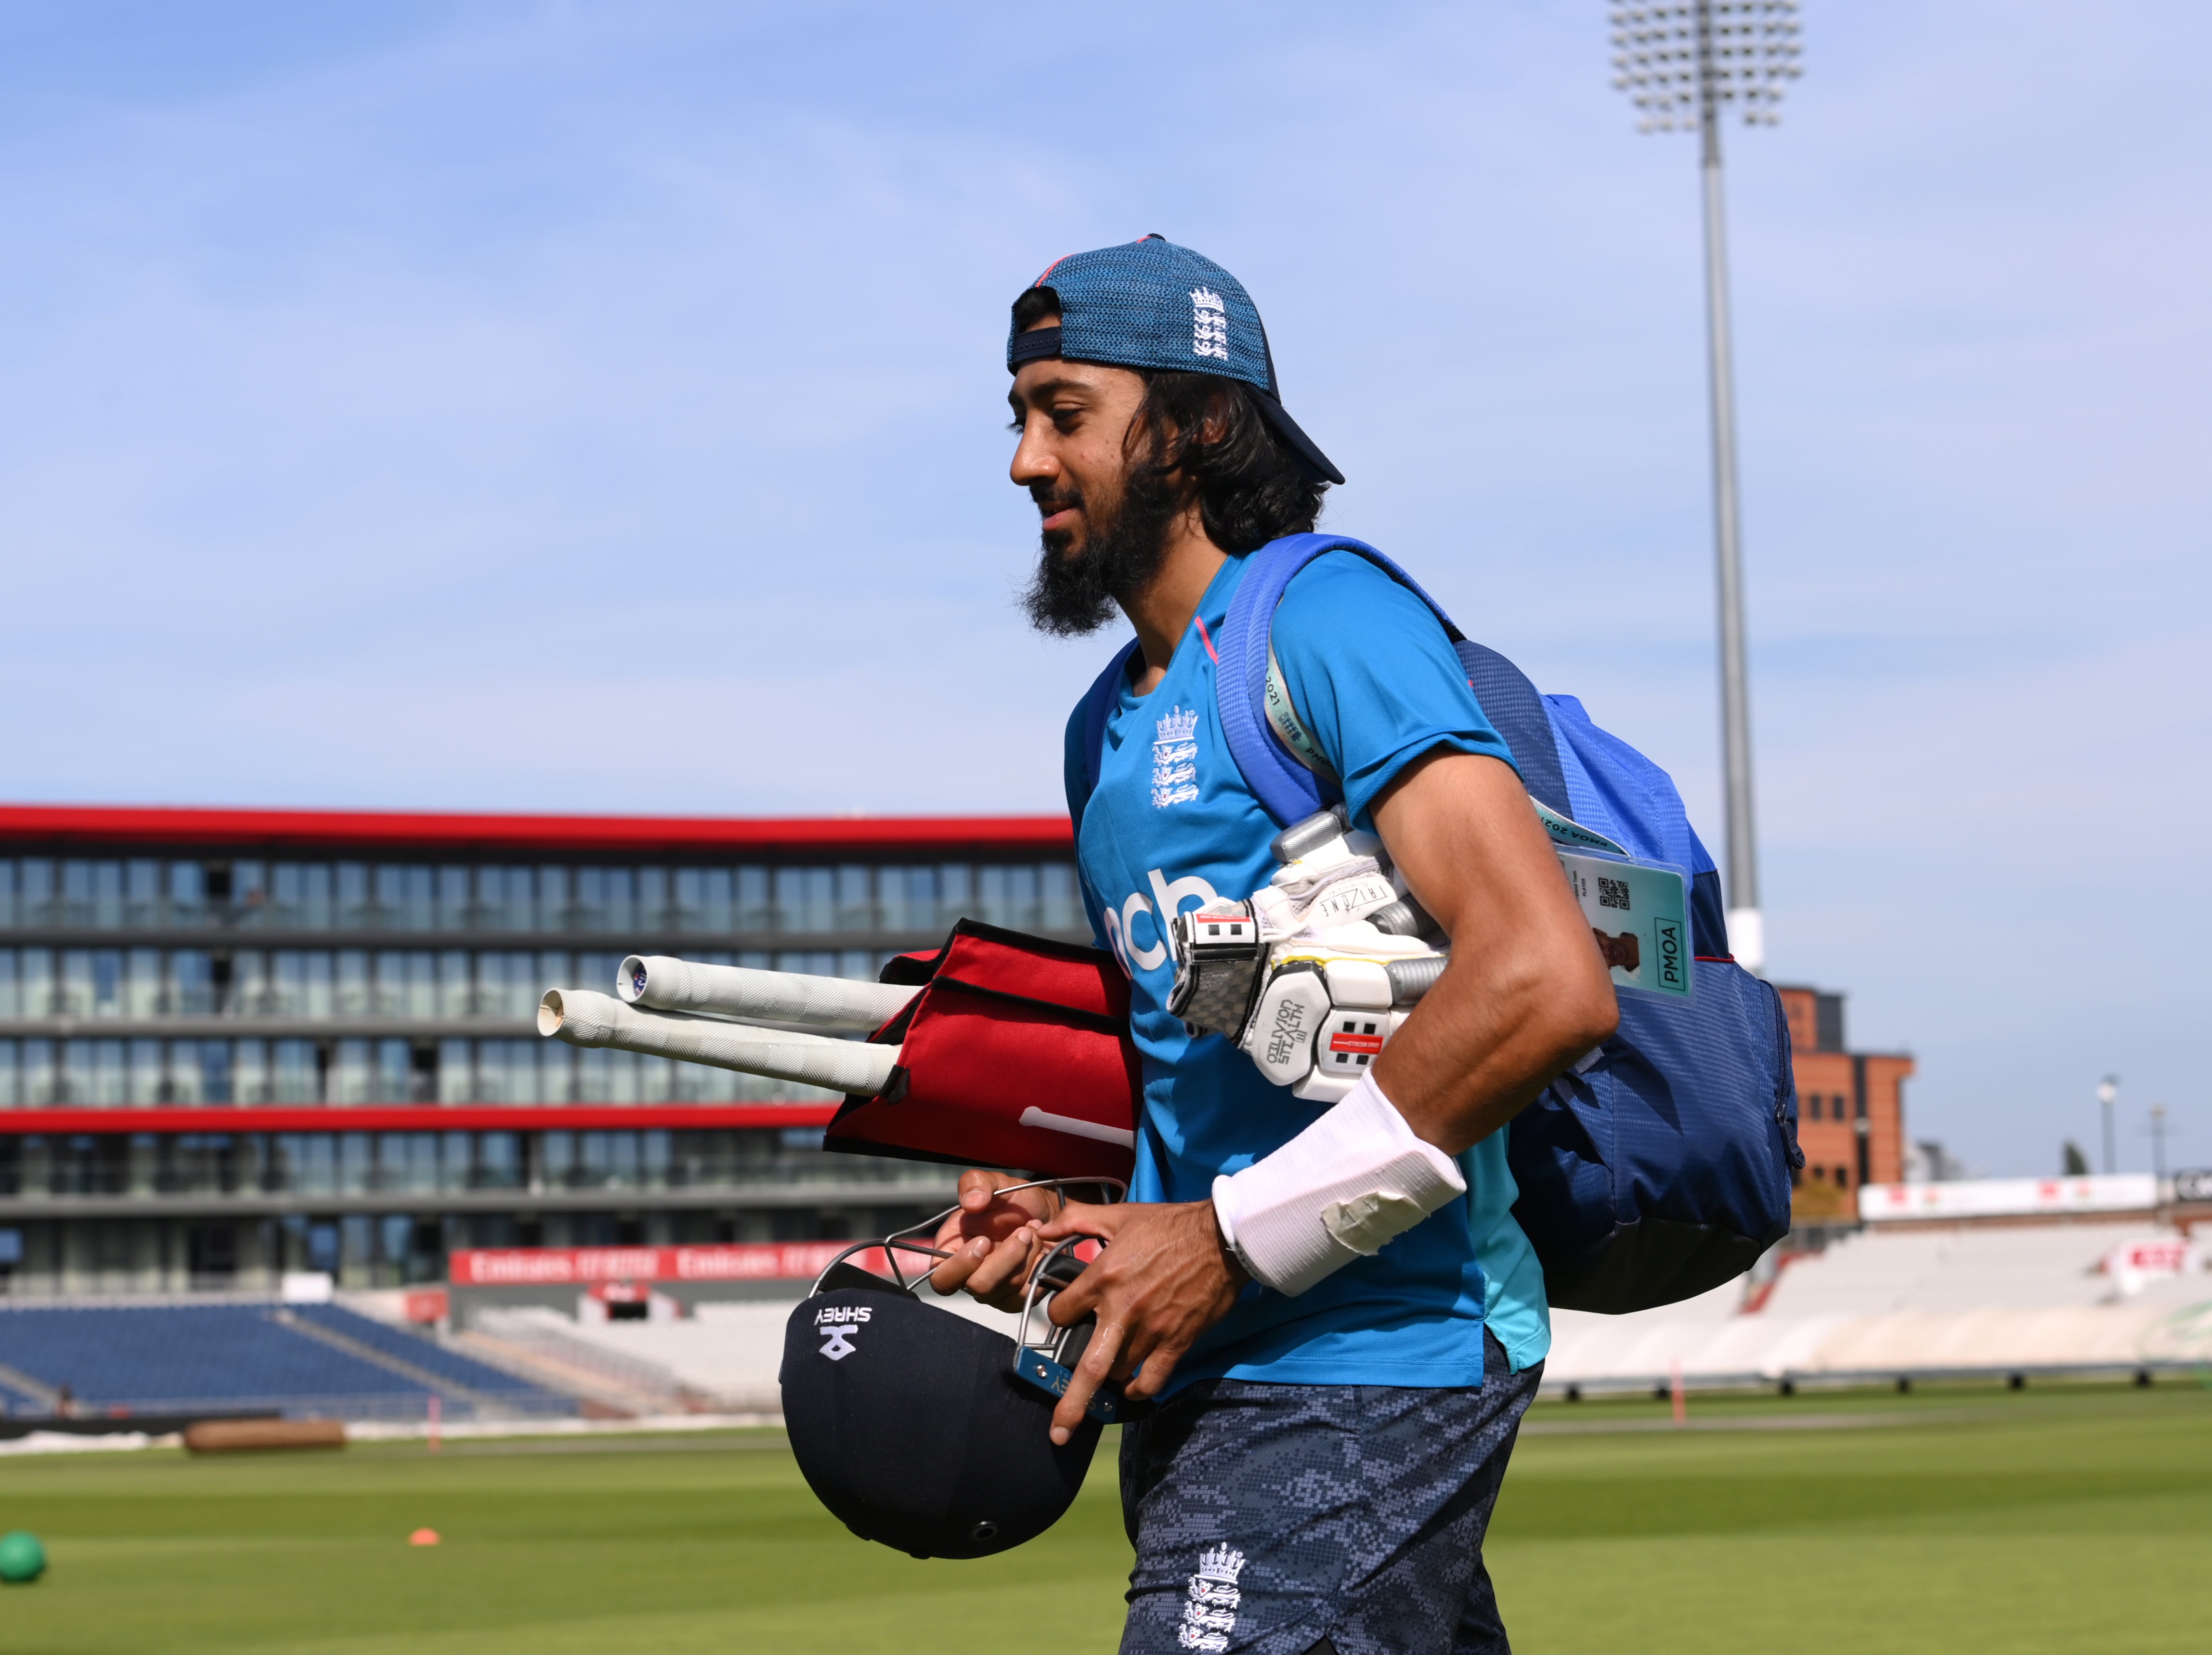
top-left (1369, 749), bottom-right (1619, 1152)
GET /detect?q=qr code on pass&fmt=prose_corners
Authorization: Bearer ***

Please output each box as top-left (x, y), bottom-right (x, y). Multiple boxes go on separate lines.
top-left (1597, 876), bottom-right (1631, 912)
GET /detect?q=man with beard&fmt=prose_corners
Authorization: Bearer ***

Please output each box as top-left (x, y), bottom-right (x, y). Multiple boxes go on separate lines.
top-left (930, 236), bottom-right (1617, 1655)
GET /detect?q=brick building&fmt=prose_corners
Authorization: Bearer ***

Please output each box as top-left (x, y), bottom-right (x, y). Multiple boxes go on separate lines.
top-left (1774, 984), bottom-right (1912, 1222)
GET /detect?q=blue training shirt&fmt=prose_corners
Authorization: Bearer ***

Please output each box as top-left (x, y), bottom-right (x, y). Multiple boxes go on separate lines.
top-left (1062, 549), bottom-right (1552, 1391)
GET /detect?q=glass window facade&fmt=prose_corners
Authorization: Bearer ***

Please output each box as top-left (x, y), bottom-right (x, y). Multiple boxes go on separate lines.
top-left (0, 1126), bottom-right (938, 1201)
top-left (0, 1032), bottom-right (867, 1105)
top-left (0, 857), bottom-right (1082, 936)
top-left (0, 825), bottom-right (1070, 1295)
top-left (0, 945), bottom-right (917, 1022)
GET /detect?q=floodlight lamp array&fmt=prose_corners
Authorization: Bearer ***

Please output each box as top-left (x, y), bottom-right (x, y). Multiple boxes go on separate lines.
top-left (1609, 0), bottom-right (1802, 133)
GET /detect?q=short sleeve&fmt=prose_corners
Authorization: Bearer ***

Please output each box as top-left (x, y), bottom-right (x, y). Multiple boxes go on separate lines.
top-left (1269, 552), bottom-right (1519, 832)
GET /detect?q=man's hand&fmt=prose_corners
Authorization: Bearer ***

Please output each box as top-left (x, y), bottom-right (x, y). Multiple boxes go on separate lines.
top-left (1033, 1198), bottom-right (1246, 1446)
top-left (926, 1170), bottom-right (1060, 1311)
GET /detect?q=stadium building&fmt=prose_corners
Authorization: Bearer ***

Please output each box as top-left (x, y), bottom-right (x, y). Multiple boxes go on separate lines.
top-left (0, 802), bottom-right (1913, 1298)
top-left (1771, 983), bottom-right (1912, 1217)
top-left (0, 804), bottom-right (1082, 1296)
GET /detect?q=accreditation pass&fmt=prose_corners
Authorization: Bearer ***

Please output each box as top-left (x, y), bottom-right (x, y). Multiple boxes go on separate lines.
top-left (1556, 850), bottom-right (1693, 1003)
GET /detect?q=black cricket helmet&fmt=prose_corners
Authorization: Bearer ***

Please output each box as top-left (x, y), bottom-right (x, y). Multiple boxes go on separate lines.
top-left (778, 1184), bottom-right (1122, 1560)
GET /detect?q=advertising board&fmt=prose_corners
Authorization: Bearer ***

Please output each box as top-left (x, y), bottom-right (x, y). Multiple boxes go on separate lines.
top-left (2104, 1238), bottom-right (2200, 1297)
top-left (1859, 1173), bottom-right (2159, 1223)
top-left (448, 1242), bottom-right (891, 1286)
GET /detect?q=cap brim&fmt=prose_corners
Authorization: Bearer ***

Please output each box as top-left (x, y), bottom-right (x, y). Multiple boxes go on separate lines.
top-left (1253, 391), bottom-right (1345, 486)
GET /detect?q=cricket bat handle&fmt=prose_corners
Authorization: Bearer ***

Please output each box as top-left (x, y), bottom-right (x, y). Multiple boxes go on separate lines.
top-left (537, 988), bottom-right (899, 1096)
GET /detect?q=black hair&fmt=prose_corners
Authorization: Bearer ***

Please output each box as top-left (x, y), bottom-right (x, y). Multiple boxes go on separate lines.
top-left (1012, 286), bottom-right (1327, 553)
top-left (1011, 285), bottom-right (1062, 334)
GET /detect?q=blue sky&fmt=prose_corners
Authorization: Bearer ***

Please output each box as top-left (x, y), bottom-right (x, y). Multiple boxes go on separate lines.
top-left (0, 1), bottom-right (2204, 1176)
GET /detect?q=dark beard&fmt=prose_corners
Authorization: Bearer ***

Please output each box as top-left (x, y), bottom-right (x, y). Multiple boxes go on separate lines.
top-left (1020, 452), bottom-right (1182, 637)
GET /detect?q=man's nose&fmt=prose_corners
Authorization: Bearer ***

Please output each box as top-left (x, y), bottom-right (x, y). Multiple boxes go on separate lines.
top-left (1010, 418), bottom-right (1056, 487)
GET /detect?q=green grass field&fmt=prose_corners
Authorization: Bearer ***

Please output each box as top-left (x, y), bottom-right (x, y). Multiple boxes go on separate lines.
top-left (1, 1381), bottom-right (2208, 1654)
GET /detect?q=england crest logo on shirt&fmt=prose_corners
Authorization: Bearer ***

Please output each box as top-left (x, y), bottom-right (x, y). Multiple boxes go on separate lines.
top-left (1152, 706), bottom-right (1200, 808)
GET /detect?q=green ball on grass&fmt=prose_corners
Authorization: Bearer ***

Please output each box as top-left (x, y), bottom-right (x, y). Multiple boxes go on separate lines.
top-left (0, 1530), bottom-right (46, 1584)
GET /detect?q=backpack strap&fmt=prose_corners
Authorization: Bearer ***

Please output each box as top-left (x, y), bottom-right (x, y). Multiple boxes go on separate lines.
top-left (1217, 533), bottom-right (1572, 825)
top-left (1073, 637), bottom-right (1144, 824)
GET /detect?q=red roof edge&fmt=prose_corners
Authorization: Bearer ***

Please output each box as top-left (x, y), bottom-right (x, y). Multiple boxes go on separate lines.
top-left (0, 804), bottom-right (1073, 856)
top-left (0, 1104), bottom-right (843, 1134)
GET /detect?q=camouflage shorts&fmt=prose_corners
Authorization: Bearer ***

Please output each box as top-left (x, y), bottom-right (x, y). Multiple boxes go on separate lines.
top-left (1117, 1330), bottom-right (1538, 1655)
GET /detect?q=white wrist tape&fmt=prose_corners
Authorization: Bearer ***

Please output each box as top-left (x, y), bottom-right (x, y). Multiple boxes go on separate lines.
top-left (1211, 1073), bottom-right (1465, 1298)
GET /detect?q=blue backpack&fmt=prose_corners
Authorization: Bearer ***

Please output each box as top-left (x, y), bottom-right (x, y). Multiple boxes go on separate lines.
top-left (1077, 533), bottom-right (1804, 1314)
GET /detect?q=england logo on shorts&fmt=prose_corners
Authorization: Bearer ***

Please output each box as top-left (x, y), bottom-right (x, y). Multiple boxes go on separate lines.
top-left (1177, 1544), bottom-right (1245, 1651)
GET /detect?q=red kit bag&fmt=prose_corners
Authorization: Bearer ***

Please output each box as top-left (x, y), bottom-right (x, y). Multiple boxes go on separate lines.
top-left (825, 921), bottom-right (1140, 1183)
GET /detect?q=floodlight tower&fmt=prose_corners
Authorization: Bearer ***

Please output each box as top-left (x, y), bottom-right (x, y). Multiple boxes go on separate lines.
top-left (1610, 0), bottom-right (1801, 974)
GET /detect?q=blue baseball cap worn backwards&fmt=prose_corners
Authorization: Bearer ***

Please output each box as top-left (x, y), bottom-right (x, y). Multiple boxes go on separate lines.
top-left (1008, 235), bottom-right (1344, 486)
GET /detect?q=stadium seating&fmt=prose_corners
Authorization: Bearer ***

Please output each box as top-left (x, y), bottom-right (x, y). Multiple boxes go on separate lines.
top-left (514, 1224), bottom-right (2208, 1408)
top-left (1757, 1222), bottom-right (2161, 1316)
top-left (1543, 1221), bottom-right (2212, 1393)
top-left (512, 1292), bottom-right (1022, 1414)
top-left (6, 1218), bottom-right (2197, 1421)
top-left (288, 1303), bottom-right (558, 1401)
top-left (0, 1302), bottom-right (572, 1420)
